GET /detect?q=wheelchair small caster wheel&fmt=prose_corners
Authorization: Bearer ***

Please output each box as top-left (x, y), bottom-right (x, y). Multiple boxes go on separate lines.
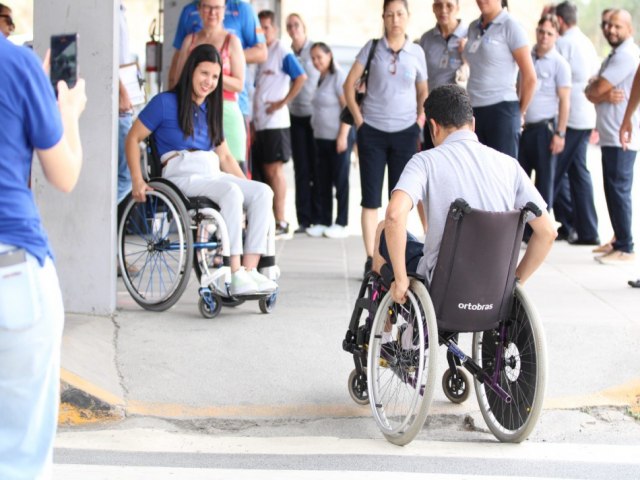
top-left (442, 368), bottom-right (470, 404)
top-left (348, 369), bottom-right (369, 406)
top-left (199, 295), bottom-right (222, 319)
top-left (259, 291), bottom-right (277, 314)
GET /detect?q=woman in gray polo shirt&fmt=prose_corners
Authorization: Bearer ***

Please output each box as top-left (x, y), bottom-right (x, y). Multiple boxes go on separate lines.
top-left (286, 13), bottom-right (321, 234)
top-left (463, 0), bottom-right (536, 158)
top-left (419, 0), bottom-right (468, 149)
top-left (344, 0), bottom-right (428, 274)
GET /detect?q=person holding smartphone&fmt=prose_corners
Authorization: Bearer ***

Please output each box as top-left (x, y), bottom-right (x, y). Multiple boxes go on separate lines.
top-left (0, 34), bottom-right (86, 478)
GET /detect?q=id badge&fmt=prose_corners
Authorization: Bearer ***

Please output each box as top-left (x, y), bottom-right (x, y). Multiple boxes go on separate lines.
top-left (468, 39), bottom-right (481, 53)
top-left (439, 53), bottom-right (449, 69)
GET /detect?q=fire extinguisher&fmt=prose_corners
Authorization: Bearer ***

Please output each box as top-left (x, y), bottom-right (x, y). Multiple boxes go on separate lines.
top-left (145, 18), bottom-right (162, 99)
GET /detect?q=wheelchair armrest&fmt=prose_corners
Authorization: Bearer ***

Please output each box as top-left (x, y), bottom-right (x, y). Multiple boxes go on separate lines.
top-left (524, 202), bottom-right (542, 218)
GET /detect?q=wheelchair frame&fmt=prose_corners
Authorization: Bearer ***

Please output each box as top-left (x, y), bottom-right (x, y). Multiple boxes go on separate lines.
top-left (117, 138), bottom-right (280, 318)
top-left (343, 200), bottom-right (547, 445)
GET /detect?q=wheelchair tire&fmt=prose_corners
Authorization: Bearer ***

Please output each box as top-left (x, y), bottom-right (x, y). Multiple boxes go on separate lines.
top-left (348, 369), bottom-right (369, 406)
top-left (259, 291), bottom-right (277, 314)
top-left (367, 279), bottom-right (438, 446)
top-left (198, 295), bottom-right (222, 319)
top-left (442, 368), bottom-right (471, 404)
top-left (472, 284), bottom-right (547, 443)
top-left (118, 182), bottom-right (193, 311)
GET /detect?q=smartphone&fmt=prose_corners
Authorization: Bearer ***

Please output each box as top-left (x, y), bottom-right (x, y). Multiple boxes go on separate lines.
top-left (50, 33), bottom-right (78, 94)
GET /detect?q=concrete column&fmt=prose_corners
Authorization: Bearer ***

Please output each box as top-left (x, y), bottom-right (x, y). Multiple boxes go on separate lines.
top-left (33, 0), bottom-right (118, 315)
top-left (161, 0), bottom-right (188, 90)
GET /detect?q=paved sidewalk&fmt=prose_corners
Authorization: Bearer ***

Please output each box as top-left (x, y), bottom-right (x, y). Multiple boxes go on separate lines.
top-left (60, 146), bottom-right (640, 423)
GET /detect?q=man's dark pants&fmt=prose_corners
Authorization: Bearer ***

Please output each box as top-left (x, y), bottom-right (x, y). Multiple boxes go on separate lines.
top-left (553, 128), bottom-right (599, 241)
top-left (518, 121), bottom-right (555, 208)
top-left (290, 114), bottom-right (320, 228)
top-left (601, 146), bottom-right (636, 253)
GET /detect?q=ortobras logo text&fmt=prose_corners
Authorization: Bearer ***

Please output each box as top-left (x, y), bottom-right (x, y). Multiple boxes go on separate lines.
top-left (457, 303), bottom-right (494, 311)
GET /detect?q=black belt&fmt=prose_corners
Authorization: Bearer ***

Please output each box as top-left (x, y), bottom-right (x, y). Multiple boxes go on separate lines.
top-left (523, 119), bottom-right (554, 130)
top-left (0, 248), bottom-right (27, 268)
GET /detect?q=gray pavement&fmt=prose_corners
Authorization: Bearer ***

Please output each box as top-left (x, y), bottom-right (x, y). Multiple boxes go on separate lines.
top-left (60, 145), bottom-right (640, 429)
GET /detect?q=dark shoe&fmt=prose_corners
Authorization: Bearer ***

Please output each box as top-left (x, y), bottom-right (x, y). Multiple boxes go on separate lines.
top-left (568, 237), bottom-right (601, 246)
top-left (556, 226), bottom-right (576, 242)
top-left (628, 279), bottom-right (640, 288)
top-left (364, 256), bottom-right (373, 277)
top-left (275, 221), bottom-right (290, 237)
top-left (293, 225), bottom-right (308, 234)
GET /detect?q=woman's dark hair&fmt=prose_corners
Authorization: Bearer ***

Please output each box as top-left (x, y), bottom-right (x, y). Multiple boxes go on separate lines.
top-left (502, 0), bottom-right (509, 9)
top-left (172, 44), bottom-right (223, 148)
top-left (538, 13), bottom-right (559, 32)
top-left (383, 0), bottom-right (409, 14)
top-left (310, 42), bottom-right (336, 76)
top-left (424, 84), bottom-right (473, 130)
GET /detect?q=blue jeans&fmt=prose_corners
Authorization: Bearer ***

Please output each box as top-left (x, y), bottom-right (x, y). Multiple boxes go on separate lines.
top-left (0, 244), bottom-right (64, 480)
top-left (553, 128), bottom-right (599, 241)
top-left (601, 147), bottom-right (636, 253)
top-left (118, 113), bottom-right (133, 204)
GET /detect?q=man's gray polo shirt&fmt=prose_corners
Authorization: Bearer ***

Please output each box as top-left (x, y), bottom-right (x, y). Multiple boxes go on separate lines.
top-left (595, 37), bottom-right (640, 149)
top-left (525, 47), bottom-right (571, 124)
top-left (419, 21), bottom-right (468, 93)
top-left (356, 36), bottom-right (427, 132)
top-left (556, 26), bottom-right (599, 130)
top-left (393, 129), bottom-right (545, 280)
top-left (464, 10), bottom-right (529, 108)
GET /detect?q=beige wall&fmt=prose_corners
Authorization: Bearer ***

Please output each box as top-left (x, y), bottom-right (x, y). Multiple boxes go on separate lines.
top-left (279, 0), bottom-right (547, 46)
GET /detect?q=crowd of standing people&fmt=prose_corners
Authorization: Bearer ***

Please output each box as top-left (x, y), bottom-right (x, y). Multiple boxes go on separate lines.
top-left (160, 0), bottom-right (638, 283)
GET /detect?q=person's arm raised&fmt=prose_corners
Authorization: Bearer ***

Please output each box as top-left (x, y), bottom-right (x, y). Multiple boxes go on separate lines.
top-left (36, 80), bottom-right (87, 193)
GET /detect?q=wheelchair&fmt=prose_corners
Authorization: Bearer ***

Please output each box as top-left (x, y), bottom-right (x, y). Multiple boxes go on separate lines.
top-left (117, 138), bottom-right (280, 318)
top-left (342, 199), bottom-right (547, 446)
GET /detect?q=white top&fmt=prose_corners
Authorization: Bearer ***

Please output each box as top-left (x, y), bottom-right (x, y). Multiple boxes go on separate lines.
top-left (253, 39), bottom-right (305, 131)
top-left (119, 2), bottom-right (132, 66)
top-left (555, 26), bottom-right (599, 130)
top-left (393, 129), bottom-right (545, 280)
top-left (525, 47), bottom-right (571, 124)
top-left (464, 10), bottom-right (529, 107)
top-left (595, 38), bottom-right (640, 149)
top-left (356, 37), bottom-right (428, 132)
top-left (311, 68), bottom-right (347, 140)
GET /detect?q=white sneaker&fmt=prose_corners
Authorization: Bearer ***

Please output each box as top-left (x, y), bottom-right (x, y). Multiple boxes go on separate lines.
top-left (247, 269), bottom-right (278, 293)
top-left (230, 267), bottom-right (259, 296)
top-left (323, 224), bottom-right (348, 239)
top-left (306, 224), bottom-right (328, 237)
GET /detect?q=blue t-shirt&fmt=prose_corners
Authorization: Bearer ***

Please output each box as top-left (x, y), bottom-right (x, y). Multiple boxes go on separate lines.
top-left (0, 37), bottom-right (63, 264)
top-left (138, 92), bottom-right (215, 157)
top-left (172, 0), bottom-right (265, 115)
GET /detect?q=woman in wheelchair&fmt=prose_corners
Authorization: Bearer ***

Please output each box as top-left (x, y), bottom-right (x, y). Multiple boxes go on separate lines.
top-left (125, 44), bottom-right (277, 297)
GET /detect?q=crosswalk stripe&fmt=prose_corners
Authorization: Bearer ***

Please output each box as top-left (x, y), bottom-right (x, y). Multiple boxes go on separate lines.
top-left (54, 430), bottom-right (639, 465)
top-left (52, 465), bottom-right (565, 480)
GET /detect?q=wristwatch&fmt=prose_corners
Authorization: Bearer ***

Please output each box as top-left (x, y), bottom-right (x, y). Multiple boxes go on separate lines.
top-left (555, 130), bottom-right (566, 139)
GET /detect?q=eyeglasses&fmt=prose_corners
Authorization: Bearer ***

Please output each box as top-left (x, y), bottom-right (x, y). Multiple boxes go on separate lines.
top-left (536, 29), bottom-right (555, 37)
top-left (388, 51), bottom-right (399, 75)
top-left (199, 4), bottom-right (224, 14)
top-left (0, 14), bottom-right (14, 28)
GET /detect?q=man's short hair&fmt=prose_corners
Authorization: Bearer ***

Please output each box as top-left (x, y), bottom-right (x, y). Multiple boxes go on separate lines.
top-left (424, 85), bottom-right (473, 129)
top-left (258, 9), bottom-right (276, 24)
top-left (555, 1), bottom-right (578, 26)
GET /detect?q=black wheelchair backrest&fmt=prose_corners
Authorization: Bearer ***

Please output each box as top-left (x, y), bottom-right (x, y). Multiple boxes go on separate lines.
top-left (428, 198), bottom-right (539, 332)
top-left (146, 134), bottom-right (163, 179)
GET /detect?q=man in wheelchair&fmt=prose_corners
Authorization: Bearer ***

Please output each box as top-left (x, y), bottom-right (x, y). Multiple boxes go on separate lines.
top-left (372, 84), bottom-right (557, 304)
top-left (125, 44), bottom-right (277, 298)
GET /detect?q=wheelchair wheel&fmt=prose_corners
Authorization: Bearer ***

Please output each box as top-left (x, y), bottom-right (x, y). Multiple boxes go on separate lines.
top-left (259, 291), bottom-right (277, 314)
top-left (348, 369), bottom-right (369, 406)
top-left (198, 295), bottom-right (222, 319)
top-left (442, 368), bottom-right (471, 404)
top-left (118, 182), bottom-right (193, 311)
top-left (472, 284), bottom-right (547, 443)
top-left (367, 279), bottom-right (438, 446)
